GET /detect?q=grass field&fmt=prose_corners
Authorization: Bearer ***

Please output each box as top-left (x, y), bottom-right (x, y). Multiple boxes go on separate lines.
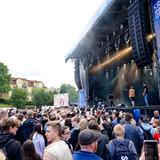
top-left (0, 103), bottom-right (13, 108)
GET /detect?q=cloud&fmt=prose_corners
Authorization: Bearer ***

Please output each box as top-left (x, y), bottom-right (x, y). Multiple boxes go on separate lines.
top-left (0, 0), bottom-right (103, 88)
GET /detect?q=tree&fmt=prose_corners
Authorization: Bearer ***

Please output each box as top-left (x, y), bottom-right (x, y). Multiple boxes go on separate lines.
top-left (0, 62), bottom-right (11, 95)
top-left (10, 87), bottom-right (28, 108)
top-left (31, 88), bottom-right (57, 107)
top-left (59, 84), bottom-right (78, 103)
top-left (32, 88), bottom-right (46, 107)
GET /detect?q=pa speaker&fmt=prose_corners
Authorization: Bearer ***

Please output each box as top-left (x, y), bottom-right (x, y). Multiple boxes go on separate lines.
top-left (74, 60), bottom-right (82, 90)
top-left (128, 0), bottom-right (153, 68)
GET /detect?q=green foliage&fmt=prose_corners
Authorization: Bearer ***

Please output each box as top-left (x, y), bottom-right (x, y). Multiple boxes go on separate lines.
top-left (0, 62), bottom-right (11, 94)
top-left (59, 84), bottom-right (78, 103)
top-left (32, 88), bottom-right (56, 107)
top-left (0, 103), bottom-right (13, 108)
top-left (10, 87), bottom-right (28, 108)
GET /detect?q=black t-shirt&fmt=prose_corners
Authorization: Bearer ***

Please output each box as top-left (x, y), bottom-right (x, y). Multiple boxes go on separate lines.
top-left (144, 86), bottom-right (149, 94)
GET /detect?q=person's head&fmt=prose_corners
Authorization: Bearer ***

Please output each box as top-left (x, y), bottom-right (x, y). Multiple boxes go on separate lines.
top-left (101, 114), bottom-right (107, 122)
top-left (49, 114), bottom-right (57, 121)
top-left (27, 110), bottom-right (33, 118)
top-left (154, 110), bottom-right (159, 118)
top-left (130, 86), bottom-right (133, 89)
top-left (64, 118), bottom-right (72, 130)
top-left (59, 110), bottom-right (66, 119)
top-left (17, 113), bottom-right (24, 122)
top-left (0, 109), bottom-right (8, 121)
top-left (0, 150), bottom-right (6, 160)
top-left (71, 116), bottom-right (80, 128)
top-left (153, 119), bottom-right (160, 128)
top-left (113, 124), bottom-right (125, 138)
top-left (61, 126), bottom-right (71, 141)
top-left (78, 129), bottom-right (98, 153)
top-left (79, 119), bottom-right (88, 131)
top-left (156, 125), bottom-right (160, 133)
top-left (140, 115), bottom-right (150, 123)
top-left (124, 112), bottom-right (133, 122)
top-left (2, 118), bottom-right (18, 135)
top-left (23, 139), bottom-right (37, 159)
top-left (88, 120), bottom-right (100, 131)
top-left (45, 121), bottom-right (61, 143)
top-left (34, 123), bottom-right (43, 135)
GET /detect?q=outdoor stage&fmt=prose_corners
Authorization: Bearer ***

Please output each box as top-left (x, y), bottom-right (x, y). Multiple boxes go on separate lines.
top-left (66, 0), bottom-right (160, 107)
top-left (106, 105), bottom-right (160, 116)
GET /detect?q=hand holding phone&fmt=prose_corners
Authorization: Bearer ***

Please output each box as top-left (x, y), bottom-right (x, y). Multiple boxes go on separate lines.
top-left (144, 140), bottom-right (159, 160)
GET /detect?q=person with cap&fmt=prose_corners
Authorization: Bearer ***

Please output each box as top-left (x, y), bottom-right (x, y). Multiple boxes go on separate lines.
top-left (73, 129), bottom-right (102, 160)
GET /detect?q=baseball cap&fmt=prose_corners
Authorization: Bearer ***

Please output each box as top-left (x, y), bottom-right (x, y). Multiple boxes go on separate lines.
top-left (78, 129), bottom-right (99, 145)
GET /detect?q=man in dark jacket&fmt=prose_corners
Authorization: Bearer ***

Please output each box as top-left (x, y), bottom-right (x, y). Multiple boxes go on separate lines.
top-left (124, 113), bottom-right (144, 156)
top-left (88, 120), bottom-right (110, 160)
top-left (22, 110), bottom-right (39, 142)
top-left (0, 118), bottom-right (23, 160)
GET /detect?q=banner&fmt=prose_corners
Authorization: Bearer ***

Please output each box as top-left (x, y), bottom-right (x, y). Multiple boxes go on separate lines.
top-left (79, 89), bottom-right (86, 108)
top-left (54, 93), bottom-right (69, 107)
top-left (152, 0), bottom-right (160, 61)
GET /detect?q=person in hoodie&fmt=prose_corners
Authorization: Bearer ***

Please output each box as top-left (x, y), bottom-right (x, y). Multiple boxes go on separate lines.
top-left (22, 110), bottom-right (39, 142)
top-left (0, 118), bottom-right (23, 160)
top-left (30, 123), bottom-right (45, 158)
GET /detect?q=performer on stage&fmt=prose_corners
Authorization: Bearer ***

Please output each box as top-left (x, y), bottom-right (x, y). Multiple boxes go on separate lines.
top-left (143, 83), bottom-right (149, 107)
top-left (109, 93), bottom-right (115, 107)
top-left (129, 86), bottom-right (135, 107)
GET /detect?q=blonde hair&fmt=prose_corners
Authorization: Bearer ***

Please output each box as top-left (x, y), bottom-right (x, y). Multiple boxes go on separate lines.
top-left (113, 124), bottom-right (125, 137)
top-left (46, 121), bottom-right (61, 135)
top-left (79, 119), bottom-right (88, 131)
top-left (0, 150), bottom-right (6, 160)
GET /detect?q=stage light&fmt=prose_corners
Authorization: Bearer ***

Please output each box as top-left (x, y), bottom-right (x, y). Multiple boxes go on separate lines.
top-left (106, 35), bottom-right (109, 41)
top-left (101, 41), bottom-right (104, 46)
top-left (147, 33), bottom-right (155, 42)
top-left (150, 71), bottom-right (153, 76)
top-left (120, 24), bottom-right (123, 30)
top-left (89, 46), bottom-right (132, 73)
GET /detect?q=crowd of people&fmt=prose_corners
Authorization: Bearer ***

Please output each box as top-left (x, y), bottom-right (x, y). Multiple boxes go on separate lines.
top-left (0, 106), bottom-right (160, 160)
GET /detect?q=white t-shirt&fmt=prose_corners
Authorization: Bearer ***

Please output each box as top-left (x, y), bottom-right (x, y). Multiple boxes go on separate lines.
top-left (44, 140), bottom-right (72, 160)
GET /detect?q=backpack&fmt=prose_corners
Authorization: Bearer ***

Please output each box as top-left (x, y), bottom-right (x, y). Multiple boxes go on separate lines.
top-left (0, 139), bottom-right (14, 160)
top-left (140, 126), bottom-right (153, 140)
top-left (112, 139), bottom-right (134, 160)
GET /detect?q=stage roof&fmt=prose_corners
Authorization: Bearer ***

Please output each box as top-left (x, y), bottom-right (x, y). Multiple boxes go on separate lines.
top-left (65, 0), bottom-right (130, 61)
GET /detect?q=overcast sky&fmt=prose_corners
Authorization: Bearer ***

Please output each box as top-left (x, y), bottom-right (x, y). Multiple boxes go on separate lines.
top-left (0, 0), bottom-right (103, 88)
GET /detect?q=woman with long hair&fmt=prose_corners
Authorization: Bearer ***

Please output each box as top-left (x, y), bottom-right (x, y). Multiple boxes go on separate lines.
top-left (23, 139), bottom-right (42, 160)
top-left (30, 123), bottom-right (45, 158)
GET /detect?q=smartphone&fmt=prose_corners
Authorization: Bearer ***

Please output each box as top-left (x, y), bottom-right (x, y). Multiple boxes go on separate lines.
top-left (144, 140), bottom-right (159, 160)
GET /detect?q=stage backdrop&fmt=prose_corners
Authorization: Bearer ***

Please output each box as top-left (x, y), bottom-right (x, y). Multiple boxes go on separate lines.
top-left (152, 0), bottom-right (160, 61)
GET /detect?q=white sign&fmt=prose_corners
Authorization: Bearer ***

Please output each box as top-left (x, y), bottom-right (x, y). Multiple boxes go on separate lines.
top-left (54, 93), bottom-right (69, 107)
